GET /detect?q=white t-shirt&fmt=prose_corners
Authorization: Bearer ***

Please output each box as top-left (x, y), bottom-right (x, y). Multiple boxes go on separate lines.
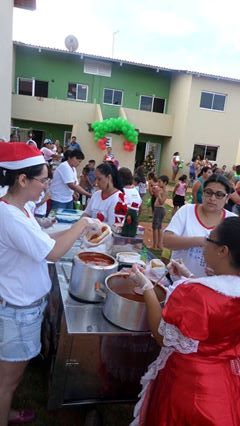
top-left (50, 161), bottom-right (78, 203)
top-left (124, 187), bottom-right (142, 210)
top-left (84, 189), bottom-right (123, 226)
top-left (164, 204), bottom-right (235, 278)
top-left (0, 201), bottom-right (55, 305)
top-left (34, 191), bottom-right (47, 216)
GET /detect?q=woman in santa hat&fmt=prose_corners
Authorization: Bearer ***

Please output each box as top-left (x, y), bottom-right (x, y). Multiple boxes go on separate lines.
top-left (0, 143), bottom-right (101, 425)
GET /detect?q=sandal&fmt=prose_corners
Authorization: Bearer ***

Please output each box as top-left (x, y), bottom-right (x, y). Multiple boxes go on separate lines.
top-left (8, 409), bottom-right (35, 424)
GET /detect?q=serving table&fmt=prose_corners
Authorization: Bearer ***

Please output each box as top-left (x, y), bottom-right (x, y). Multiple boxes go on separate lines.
top-left (44, 242), bottom-right (159, 409)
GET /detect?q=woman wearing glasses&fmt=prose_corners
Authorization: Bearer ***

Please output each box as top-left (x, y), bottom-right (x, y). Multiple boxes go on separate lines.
top-left (0, 143), bottom-right (101, 425)
top-left (163, 174), bottom-right (235, 277)
top-left (130, 216), bottom-right (240, 425)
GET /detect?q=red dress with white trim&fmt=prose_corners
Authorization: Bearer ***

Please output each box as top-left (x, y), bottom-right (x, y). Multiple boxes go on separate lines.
top-left (131, 276), bottom-right (240, 426)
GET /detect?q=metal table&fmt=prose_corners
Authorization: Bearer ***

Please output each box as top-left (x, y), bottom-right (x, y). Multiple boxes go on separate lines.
top-left (44, 259), bottom-right (159, 409)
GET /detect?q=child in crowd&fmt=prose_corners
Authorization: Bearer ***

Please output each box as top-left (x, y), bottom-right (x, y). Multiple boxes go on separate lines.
top-left (152, 175), bottom-right (169, 250)
top-left (172, 174), bottom-right (188, 216)
top-left (87, 159), bottom-right (96, 189)
top-left (133, 176), bottom-right (140, 193)
top-left (79, 165), bottom-right (92, 208)
top-left (147, 172), bottom-right (158, 215)
top-left (138, 177), bottom-right (147, 199)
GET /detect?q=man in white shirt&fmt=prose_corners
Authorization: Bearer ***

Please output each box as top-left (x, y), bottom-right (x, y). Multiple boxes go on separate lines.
top-left (50, 150), bottom-right (91, 209)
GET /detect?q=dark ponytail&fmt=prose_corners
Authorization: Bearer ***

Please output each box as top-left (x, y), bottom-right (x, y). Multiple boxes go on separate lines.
top-left (96, 162), bottom-right (123, 192)
top-left (216, 217), bottom-right (240, 269)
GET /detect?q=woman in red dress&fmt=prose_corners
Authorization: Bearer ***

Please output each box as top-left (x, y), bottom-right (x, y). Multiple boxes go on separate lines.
top-left (130, 216), bottom-right (240, 426)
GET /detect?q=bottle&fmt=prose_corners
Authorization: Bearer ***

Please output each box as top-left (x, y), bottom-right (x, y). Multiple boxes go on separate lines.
top-left (74, 201), bottom-right (81, 210)
top-left (140, 246), bottom-right (148, 263)
top-left (121, 207), bottom-right (138, 238)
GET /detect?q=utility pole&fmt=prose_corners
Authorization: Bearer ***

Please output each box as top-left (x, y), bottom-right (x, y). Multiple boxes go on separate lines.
top-left (112, 30), bottom-right (119, 58)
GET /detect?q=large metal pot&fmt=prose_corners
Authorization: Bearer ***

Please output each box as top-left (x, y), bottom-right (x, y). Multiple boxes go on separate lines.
top-left (69, 252), bottom-right (118, 302)
top-left (101, 273), bottom-right (166, 331)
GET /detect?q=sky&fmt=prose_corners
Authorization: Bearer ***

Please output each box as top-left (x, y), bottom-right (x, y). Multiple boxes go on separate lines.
top-left (13, 0), bottom-right (240, 79)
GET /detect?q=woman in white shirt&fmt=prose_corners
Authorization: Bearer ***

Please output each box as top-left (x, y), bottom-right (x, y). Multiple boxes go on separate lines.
top-left (50, 149), bottom-right (91, 210)
top-left (0, 143), bottom-right (101, 425)
top-left (83, 162), bottom-right (126, 226)
top-left (163, 174), bottom-right (235, 277)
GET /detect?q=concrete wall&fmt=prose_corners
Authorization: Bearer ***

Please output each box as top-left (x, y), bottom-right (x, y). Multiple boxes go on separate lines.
top-left (0, 1), bottom-right (13, 140)
top-left (14, 45), bottom-right (171, 120)
top-left (160, 73), bottom-right (193, 175)
top-left (122, 107), bottom-right (173, 137)
top-left (160, 73), bottom-right (240, 176)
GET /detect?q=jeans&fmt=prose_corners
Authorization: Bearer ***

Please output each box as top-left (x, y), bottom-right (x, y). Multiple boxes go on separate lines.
top-left (51, 200), bottom-right (73, 210)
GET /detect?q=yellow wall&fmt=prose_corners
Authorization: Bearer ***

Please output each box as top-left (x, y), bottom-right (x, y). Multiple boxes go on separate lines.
top-left (160, 73), bottom-right (240, 176)
top-left (122, 107), bottom-right (173, 137)
top-left (185, 76), bottom-right (240, 168)
top-left (160, 73), bottom-right (193, 175)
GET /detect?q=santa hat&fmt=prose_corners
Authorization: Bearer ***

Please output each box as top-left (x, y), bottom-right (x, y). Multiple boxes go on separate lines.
top-left (0, 142), bottom-right (45, 170)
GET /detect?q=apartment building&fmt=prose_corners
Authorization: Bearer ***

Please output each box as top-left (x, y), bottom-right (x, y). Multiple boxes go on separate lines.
top-left (11, 41), bottom-right (240, 173)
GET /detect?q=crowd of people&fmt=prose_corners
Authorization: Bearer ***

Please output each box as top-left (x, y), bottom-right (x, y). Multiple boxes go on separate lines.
top-left (1, 138), bottom-right (240, 425)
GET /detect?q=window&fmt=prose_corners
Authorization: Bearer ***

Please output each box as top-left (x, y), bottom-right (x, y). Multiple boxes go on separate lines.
top-left (17, 78), bottom-right (48, 97)
top-left (67, 83), bottom-right (88, 101)
top-left (139, 95), bottom-right (165, 113)
top-left (103, 88), bottom-right (123, 106)
top-left (200, 91), bottom-right (226, 111)
top-left (193, 144), bottom-right (219, 161)
top-left (84, 59), bottom-right (112, 77)
top-left (64, 131), bottom-right (72, 147)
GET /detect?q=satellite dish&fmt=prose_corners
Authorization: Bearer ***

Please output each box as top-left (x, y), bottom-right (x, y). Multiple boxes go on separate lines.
top-left (65, 35), bottom-right (79, 52)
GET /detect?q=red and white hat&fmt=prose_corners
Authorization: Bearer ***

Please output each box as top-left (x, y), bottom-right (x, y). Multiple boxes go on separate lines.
top-left (0, 142), bottom-right (45, 170)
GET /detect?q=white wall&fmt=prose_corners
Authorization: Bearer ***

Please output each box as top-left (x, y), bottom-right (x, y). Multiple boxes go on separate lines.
top-left (0, 1), bottom-right (13, 140)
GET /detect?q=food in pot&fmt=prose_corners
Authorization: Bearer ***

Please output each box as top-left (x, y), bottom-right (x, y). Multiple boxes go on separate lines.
top-left (87, 225), bottom-right (110, 244)
top-left (78, 252), bottom-right (115, 266)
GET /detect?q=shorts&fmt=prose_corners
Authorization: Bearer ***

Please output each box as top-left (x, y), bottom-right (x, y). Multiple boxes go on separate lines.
top-left (151, 195), bottom-right (156, 212)
top-left (189, 172), bottom-right (196, 180)
top-left (0, 300), bottom-right (47, 362)
top-left (152, 206), bottom-right (166, 230)
top-left (173, 194), bottom-right (185, 207)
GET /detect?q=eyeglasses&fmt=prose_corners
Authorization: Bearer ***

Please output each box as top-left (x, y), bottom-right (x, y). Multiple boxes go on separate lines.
top-left (203, 189), bottom-right (227, 199)
top-left (32, 177), bottom-right (51, 185)
top-left (205, 236), bottom-right (222, 245)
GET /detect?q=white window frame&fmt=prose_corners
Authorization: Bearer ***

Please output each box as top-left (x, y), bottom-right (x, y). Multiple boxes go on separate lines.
top-left (139, 95), bottom-right (166, 113)
top-left (200, 91), bottom-right (226, 112)
top-left (103, 88), bottom-right (123, 106)
top-left (17, 77), bottom-right (35, 96)
top-left (67, 83), bottom-right (88, 102)
top-left (64, 131), bottom-right (72, 147)
top-left (193, 143), bottom-right (219, 161)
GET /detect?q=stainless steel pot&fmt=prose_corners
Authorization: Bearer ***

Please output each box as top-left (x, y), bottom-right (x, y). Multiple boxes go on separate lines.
top-left (69, 252), bottom-right (118, 302)
top-left (101, 273), bottom-right (166, 331)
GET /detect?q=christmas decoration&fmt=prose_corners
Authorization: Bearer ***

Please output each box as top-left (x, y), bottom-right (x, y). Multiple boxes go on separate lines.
top-left (123, 140), bottom-right (135, 152)
top-left (97, 137), bottom-right (107, 150)
top-left (91, 118), bottom-right (138, 150)
top-left (143, 150), bottom-right (156, 174)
